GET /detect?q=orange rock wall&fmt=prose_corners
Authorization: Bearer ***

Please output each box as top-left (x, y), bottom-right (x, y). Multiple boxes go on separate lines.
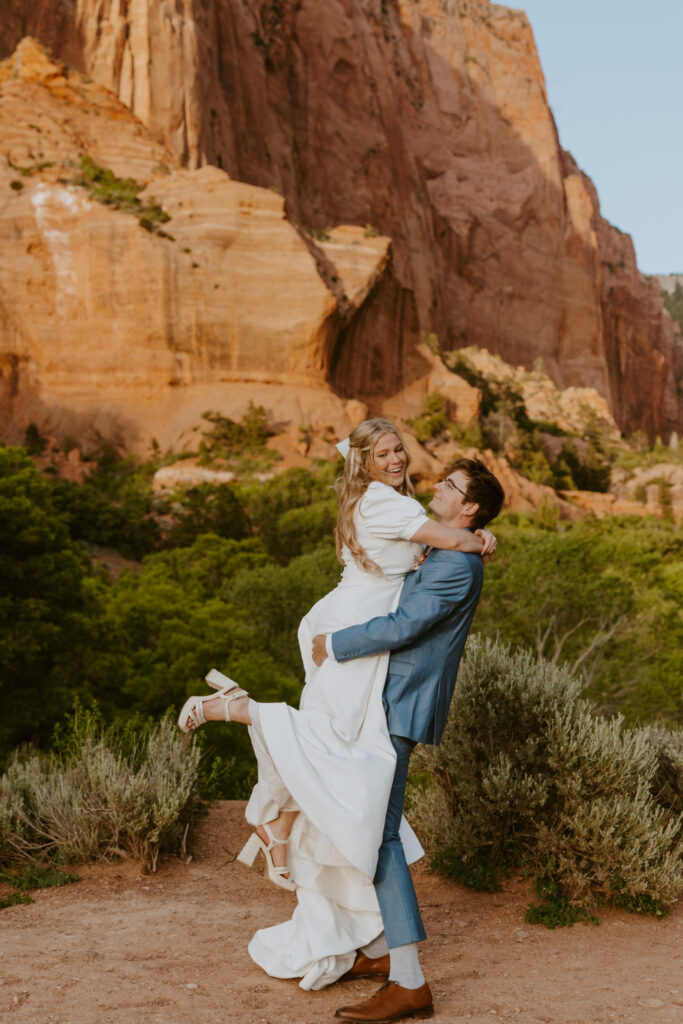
top-left (0, 41), bottom-right (395, 452)
top-left (1, 0), bottom-right (681, 439)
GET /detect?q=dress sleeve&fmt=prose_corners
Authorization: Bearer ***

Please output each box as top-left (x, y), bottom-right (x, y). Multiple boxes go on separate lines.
top-left (358, 482), bottom-right (429, 541)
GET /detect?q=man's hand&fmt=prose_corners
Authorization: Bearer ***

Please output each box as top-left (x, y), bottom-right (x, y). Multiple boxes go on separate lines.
top-left (475, 528), bottom-right (497, 558)
top-left (312, 634), bottom-right (329, 667)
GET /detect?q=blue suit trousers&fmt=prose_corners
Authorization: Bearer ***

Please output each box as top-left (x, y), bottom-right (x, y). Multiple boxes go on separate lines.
top-left (373, 734), bottom-right (427, 948)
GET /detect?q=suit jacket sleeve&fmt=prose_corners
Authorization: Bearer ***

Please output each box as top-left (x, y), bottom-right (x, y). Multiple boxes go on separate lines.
top-left (331, 556), bottom-right (477, 661)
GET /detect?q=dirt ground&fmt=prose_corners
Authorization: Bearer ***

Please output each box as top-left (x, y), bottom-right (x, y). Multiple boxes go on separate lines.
top-left (1, 802), bottom-right (681, 1024)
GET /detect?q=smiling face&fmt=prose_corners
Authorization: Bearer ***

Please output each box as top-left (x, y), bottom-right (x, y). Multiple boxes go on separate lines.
top-left (429, 468), bottom-right (475, 526)
top-left (371, 431), bottom-right (408, 489)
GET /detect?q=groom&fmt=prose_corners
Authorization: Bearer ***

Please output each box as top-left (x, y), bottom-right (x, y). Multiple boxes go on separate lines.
top-left (312, 456), bottom-right (504, 1023)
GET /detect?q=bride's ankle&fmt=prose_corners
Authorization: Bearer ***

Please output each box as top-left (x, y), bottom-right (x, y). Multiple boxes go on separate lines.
top-left (265, 810), bottom-right (297, 842)
top-left (226, 695), bottom-right (250, 724)
top-left (203, 693), bottom-right (250, 724)
top-left (258, 822), bottom-right (288, 845)
top-left (256, 823), bottom-right (289, 874)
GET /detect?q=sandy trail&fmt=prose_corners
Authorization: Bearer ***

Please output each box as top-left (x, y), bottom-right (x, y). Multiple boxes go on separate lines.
top-left (1, 802), bottom-right (680, 1024)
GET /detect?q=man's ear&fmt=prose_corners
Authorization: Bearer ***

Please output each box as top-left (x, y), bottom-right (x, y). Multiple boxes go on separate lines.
top-left (462, 501), bottom-right (480, 524)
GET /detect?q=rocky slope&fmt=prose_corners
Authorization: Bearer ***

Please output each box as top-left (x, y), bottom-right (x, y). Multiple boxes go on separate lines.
top-left (1, 0), bottom-right (680, 440)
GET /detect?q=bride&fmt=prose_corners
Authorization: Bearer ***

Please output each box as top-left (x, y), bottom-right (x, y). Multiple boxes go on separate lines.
top-left (178, 417), bottom-right (495, 989)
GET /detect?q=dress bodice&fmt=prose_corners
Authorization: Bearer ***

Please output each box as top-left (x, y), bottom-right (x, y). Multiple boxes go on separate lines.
top-left (340, 481), bottom-right (428, 582)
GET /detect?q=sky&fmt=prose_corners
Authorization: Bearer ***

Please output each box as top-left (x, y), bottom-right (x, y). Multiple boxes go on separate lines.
top-left (514, 0), bottom-right (682, 274)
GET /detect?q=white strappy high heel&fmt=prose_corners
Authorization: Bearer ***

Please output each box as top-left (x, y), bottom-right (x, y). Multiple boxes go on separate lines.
top-left (177, 669), bottom-right (248, 734)
top-left (204, 668), bottom-right (239, 691)
top-left (236, 823), bottom-right (296, 892)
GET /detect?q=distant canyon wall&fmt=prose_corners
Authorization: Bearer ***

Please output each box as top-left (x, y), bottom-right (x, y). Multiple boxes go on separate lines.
top-left (0, 0), bottom-right (681, 439)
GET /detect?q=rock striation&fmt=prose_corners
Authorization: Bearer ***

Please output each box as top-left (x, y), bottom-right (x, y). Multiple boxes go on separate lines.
top-left (0, 0), bottom-right (678, 439)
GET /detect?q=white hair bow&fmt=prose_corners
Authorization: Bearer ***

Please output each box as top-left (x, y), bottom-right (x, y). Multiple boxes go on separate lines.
top-left (336, 437), bottom-right (351, 459)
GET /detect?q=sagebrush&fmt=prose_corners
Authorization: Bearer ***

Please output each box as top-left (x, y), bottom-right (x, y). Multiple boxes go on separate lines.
top-left (407, 635), bottom-right (682, 914)
top-left (0, 708), bottom-right (202, 872)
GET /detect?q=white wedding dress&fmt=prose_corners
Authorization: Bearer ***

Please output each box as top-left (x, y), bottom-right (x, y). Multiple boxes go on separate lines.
top-left (244, 481), bottom-right (429, 989)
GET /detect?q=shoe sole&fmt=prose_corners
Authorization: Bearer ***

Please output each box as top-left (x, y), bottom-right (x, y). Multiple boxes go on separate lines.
top-left (337, 974), bottom-right (389, 983)
top-left (335, 1007), bottom-right (434, 1022)
top-left (338, 972), bottom-right (390, 983)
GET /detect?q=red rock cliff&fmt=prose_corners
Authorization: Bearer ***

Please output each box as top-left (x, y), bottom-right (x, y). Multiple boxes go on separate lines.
top-left (1, 0), bottom-right (681, 439)
top-left (0, 40), bottom-right (399, 454)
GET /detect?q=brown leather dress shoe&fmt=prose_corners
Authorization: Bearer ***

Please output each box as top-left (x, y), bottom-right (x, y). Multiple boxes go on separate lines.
top-left (338, 951), bottom-right (391, 983)
top-left (335, 980), bottom-right (434, 1022)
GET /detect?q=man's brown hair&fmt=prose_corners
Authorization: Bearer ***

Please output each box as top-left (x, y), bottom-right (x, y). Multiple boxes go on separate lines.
top-left (446, 457), bottom-right (505, 530)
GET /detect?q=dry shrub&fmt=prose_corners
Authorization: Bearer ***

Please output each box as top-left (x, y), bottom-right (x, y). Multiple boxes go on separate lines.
top-left (0, 710), bottom-right (202, 873)
top-left (407, 635), bottom-right (682, 912)
top-left (639, 724), bottom-right (683, 814)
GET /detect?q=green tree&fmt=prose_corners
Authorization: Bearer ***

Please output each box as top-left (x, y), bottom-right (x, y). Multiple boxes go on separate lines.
top-left (240, 465), bottom-right (337, 561)
top-left (0, 448), bottom-right (103, 755)
top-left (560, 438), bottom-right (611, 493)
top-left (50, 478), bottom-right (160, 558)
top-left (476, 515), bottom-right (683, 723)
top-left (165, 483), bottom-right (251, 547)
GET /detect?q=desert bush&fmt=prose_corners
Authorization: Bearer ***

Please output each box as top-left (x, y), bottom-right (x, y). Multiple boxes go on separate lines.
top-left (197, 402), bottom-right (281, 474)
top-left (407, 635), bottom-right (682, 915)
top-left (0, 863), bottom-right (80, 909)
top-left (639, 725), bottom-right (683, 815)
top-left (407, 392), bottom-right (449, 442)
top-left (0, 708), bottom-right (202, 873)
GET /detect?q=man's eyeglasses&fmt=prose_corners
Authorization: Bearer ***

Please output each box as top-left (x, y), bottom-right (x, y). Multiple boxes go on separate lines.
top-left (442, 476), bottom-right (468, 498)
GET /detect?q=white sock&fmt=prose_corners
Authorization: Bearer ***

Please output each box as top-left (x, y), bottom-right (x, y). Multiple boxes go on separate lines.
top-left (361, 932), bottom-right (389, 959)
top-left (389, 942), bottom-right (425, 990)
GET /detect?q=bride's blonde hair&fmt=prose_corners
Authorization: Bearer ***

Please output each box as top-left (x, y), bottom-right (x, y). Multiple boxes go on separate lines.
top-left (335, 418), bottom-right (414, 574)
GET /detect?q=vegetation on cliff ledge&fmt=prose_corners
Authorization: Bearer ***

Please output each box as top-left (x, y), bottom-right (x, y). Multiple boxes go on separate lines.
top-left (67, 155), bottom-right (172, 237)
top-left (410, 356), bottom-right (615, 493)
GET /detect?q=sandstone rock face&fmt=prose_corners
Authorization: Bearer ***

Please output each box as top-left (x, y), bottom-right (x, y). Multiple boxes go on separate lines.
top-left (0, 40), bottom-right (391, 452)
top-left (382, 341), bottom-right (481, 425)
top-left (559, 487), bottom-right (678, 523)
top-left (2, 0), bottom-right (676, 438)
top-left (153, 464), bottom-right (235, 492)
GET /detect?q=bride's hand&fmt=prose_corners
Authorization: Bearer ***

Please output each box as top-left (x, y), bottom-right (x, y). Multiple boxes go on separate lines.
top-left (475, 528), bottom-right (497, 558)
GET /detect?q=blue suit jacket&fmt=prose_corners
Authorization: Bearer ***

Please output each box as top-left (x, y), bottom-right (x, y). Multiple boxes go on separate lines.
top-left (330, 549), bottom-right (483, 745)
